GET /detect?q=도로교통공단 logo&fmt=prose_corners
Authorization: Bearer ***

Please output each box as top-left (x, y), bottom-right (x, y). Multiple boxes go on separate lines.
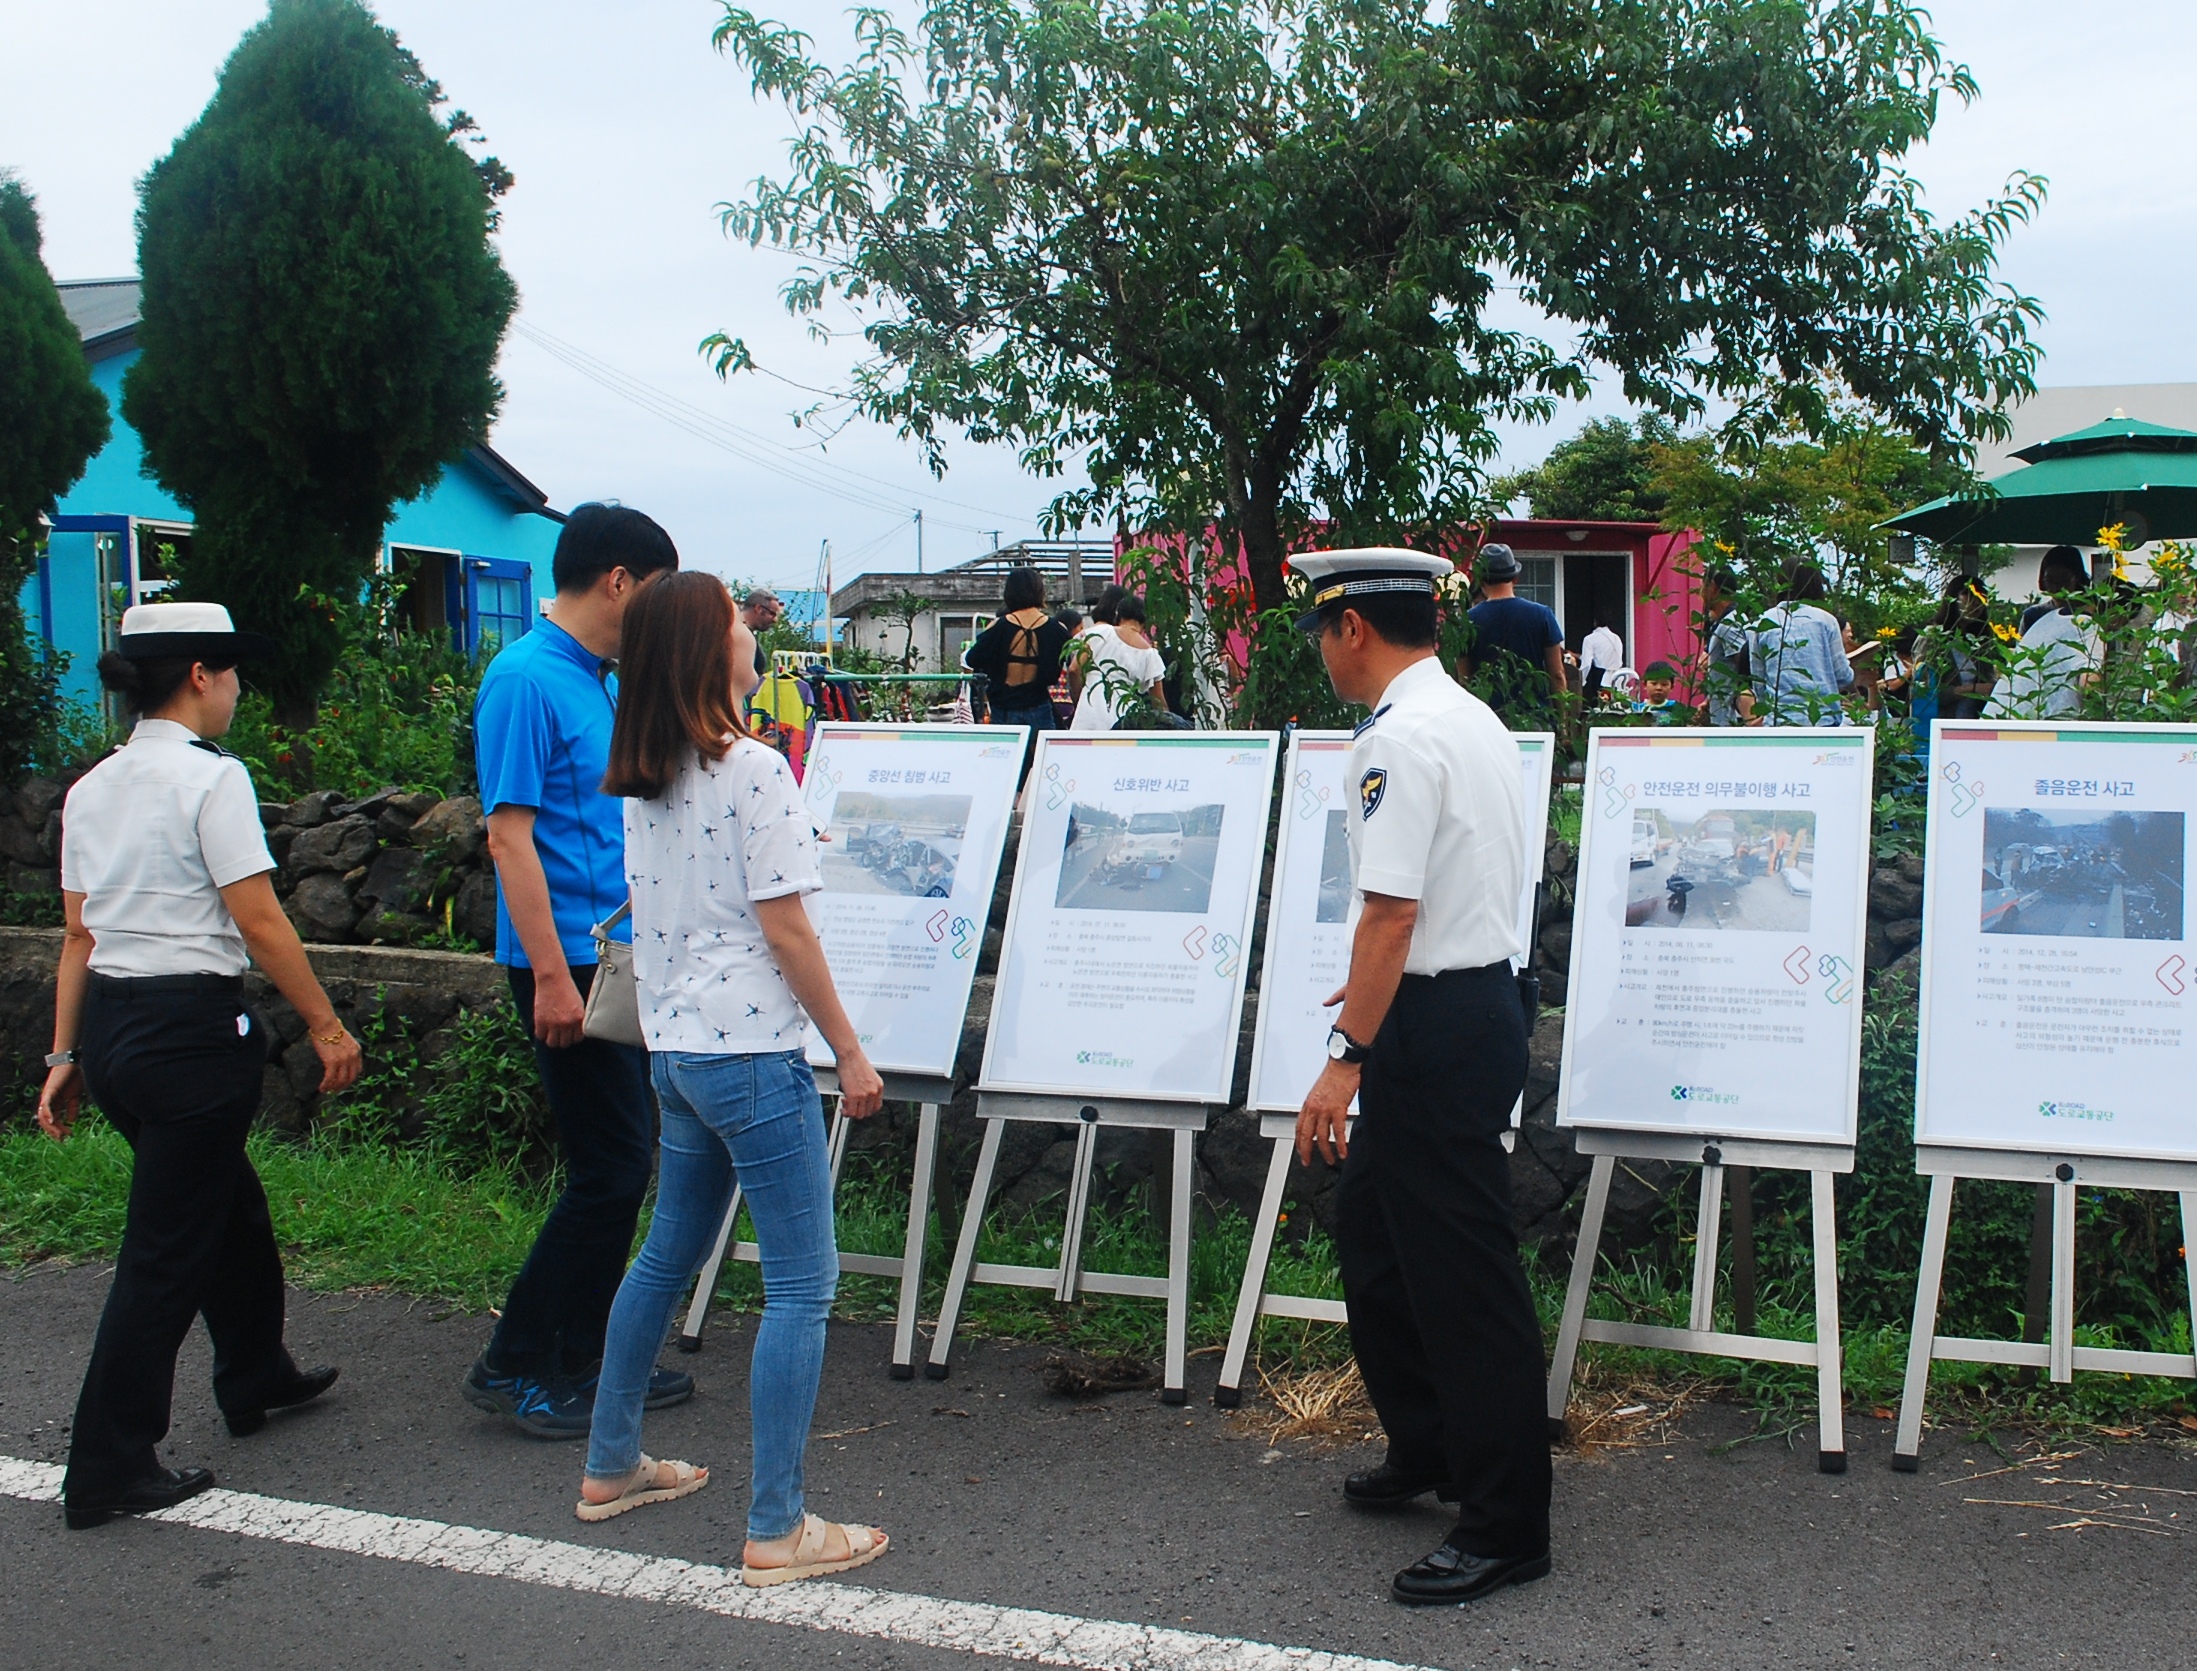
top-left (2039, 1099), bottom-right (2113, 1123)
top-left (1669, 1084), bottom-right (1740, 1106)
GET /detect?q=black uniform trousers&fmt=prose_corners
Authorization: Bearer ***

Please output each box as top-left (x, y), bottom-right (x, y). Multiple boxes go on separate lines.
top-left (1337, 961), bottom-right (1552, 1559)
top-left (65, 973), bottom-right (293, 1500)
top-left (485, 964), bottom-right (654, 1379)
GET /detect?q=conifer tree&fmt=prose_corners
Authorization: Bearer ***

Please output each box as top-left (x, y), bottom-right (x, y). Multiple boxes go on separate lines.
top-left (125, 0), bottom-right (516, 711)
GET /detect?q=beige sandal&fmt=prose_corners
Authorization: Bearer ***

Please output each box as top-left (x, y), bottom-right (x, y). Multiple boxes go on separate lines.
top-left (741, 1512), bottom-right (889, 1587)
top-left (574, 1454), bottom-right (708, 1523)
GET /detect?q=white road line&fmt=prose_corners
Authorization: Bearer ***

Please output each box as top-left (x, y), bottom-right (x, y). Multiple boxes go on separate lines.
top-left (0, 1455), bottom-right (1432, 1671)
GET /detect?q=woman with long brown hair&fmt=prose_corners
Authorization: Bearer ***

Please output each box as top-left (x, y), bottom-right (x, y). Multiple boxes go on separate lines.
top-left (577, 571), bottom-right (887, 1587)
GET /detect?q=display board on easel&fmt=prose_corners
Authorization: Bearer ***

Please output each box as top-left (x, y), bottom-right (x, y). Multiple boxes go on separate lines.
top-left (1894, 720), bottom-right (2197, 1467)
top-left (928, 731), bottom-right (1280, 1402)
top-left (1549, 726), bottom-right (1876, 1470)
top-left (678, 723), bottom-right (1026, 1377)
top-left (1215, 729), bottom-right (1555, 1406)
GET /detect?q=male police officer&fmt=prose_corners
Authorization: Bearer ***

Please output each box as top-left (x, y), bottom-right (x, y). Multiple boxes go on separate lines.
top-left (1292, 548), bottom-right (1552, 1606)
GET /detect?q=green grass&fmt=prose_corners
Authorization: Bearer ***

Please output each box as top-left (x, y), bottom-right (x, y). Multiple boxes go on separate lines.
top-left (4, 1117), bottom-right (2191, 1432)
top-left (0, 1115), bottom-right (551, 1312)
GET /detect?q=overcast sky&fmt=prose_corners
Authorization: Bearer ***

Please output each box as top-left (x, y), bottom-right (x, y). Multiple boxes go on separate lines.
top-left (7, 1), bottom-right (2193, 590)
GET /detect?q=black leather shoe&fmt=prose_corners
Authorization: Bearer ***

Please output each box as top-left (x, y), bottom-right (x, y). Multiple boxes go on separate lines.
top-left (1342, 1461), bottom-right (1453, 1509)
top-left (65, 1465), bottom-right (215, 1530)
top-left (225, 1364), bottom-right (340, 1437)
top-left (1391, 1540), bottom-right (1551, 1606)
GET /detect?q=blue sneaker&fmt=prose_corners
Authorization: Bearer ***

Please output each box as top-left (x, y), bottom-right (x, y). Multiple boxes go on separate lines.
top-left (461, 1357), bottom-right (591, 1440)
top-left (569, 1362), bottom-right (696, 1412)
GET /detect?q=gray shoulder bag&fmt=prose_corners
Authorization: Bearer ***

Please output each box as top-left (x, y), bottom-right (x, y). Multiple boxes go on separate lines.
top-left (580, 901), bottom-right (645, 1048)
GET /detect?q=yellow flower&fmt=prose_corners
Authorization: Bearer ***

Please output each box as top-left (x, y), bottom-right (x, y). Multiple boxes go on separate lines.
top-left (2098, 521), bottom-right (2128, 554)
top-left (1990, 621), bottom-right (2020, 644)
top-left (1876, 625), bottom-right (1897, 639)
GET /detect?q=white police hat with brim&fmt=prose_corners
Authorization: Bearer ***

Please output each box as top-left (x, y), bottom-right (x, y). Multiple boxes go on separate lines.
top-left (1286, 547), bottom-right (1454, 632)
top-left (115, 601), bottom-right (278, 664)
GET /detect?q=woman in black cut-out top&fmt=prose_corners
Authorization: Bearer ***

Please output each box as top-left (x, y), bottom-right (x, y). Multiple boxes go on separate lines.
top-left (961, 565), bottom-right (1071, 788)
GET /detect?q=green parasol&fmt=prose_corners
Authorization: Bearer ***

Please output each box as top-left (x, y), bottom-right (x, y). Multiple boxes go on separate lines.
top-left (1886, 415), bottom-right (2197, 547)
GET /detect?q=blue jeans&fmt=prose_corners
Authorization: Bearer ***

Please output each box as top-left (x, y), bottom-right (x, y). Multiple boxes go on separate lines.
top-left (585, 1050), bottom-right (838, 1540)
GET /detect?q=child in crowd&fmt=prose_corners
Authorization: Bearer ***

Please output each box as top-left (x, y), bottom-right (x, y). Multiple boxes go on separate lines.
top-left (1635, 662), bottom-right (1686, 723)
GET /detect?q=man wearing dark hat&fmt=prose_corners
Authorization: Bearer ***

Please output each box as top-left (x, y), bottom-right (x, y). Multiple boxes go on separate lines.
top-left (1291, 549), bottom-right (1552, 1605)
top-left (41, 603), bottom-right (361, 1528)
top-left (1462, 543), bottom-right (1569, 723)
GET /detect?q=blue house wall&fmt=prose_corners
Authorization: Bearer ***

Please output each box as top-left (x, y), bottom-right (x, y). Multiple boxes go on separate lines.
top-left (37, 281), bottom-right (565, 707)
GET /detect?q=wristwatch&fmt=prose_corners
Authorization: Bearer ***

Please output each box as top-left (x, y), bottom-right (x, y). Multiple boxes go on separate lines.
top-left (44, 1050), bottom-right (75, 1068)
top-left (1325, 1026), bottom-right (1370, 1065)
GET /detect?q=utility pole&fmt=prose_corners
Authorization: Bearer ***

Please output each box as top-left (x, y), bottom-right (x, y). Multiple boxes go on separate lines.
top-left (914, 508), bottom-right (924, 575)
top-left (987, 529), bottom-right (1001, 557)
top-left (820, 538), bottom-right (832, 652)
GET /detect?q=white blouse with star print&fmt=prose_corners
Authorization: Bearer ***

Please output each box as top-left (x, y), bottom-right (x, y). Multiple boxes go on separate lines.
top-left (623, 736), bottom-right (824, 1054)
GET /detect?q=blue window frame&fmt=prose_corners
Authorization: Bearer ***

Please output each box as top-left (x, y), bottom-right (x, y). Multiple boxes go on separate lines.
top-left (465, 556), bottom-right (533, 656)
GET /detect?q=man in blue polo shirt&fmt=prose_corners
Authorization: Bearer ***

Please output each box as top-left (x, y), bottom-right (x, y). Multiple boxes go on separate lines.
top-left (462, 503), bottom-right (684, 1438)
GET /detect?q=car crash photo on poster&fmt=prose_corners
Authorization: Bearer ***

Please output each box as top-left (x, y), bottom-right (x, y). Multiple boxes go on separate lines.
top-left (1558, 728), bottom-right (1875, 1146)
top-left (1917, 722), bottom-right (2197, 1163)
top-left (1244, 731), bottom-right (1553, 1114)
top-left (982, 731), bottom-right (1279, 1102)
top-left (797, 724), bottom-right (1027, 1079)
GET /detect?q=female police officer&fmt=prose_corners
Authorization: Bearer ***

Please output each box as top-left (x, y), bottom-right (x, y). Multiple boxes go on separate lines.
top-left (38, 602), bottom-right (363, 1530)
top-left (1291, 549), bottom-right (1551, 1607)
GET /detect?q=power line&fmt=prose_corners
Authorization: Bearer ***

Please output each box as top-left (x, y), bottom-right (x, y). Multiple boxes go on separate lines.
top-left (509, 320), bottom-right (1031, 535)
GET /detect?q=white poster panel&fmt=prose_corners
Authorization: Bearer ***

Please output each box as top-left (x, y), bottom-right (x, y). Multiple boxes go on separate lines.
top-left (981, 731), bottom-right (1280, 1102)
top-left (1246, 730), bottom-right (1556, 1113)
top-left (1558, 727), bottom-right (1874, 1144)
top-left (1916, 720), bottom-right (2197, 1162)
top-left (799, 723), bottom-right (1026, 1079)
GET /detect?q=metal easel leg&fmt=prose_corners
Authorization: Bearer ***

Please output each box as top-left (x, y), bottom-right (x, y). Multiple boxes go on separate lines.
top-left (927, 1117), bottom-right (1005, 1380)
top-left (826, 1104), bottom-right (851, 1188)
top-left (1810, 1170), bottom-right (1846, 1472)
top-left (1690, 1163), bottom-right (1725, 1335)
top-left (676, 1184), bottom-right (745, 1353)
top-left (887, 1103), bottom-right (940, 1380)
top-left (1547, 1153), bottom-right (1614, 1433)
top-left (1215, 1136), bottom-right (1292, 1409)
top-left (2050, 1176), bottom-right (2077, 1384)
top-left (1892, 1173), bottom-right (1956, 1470)
top-left (1161, 1127), bottom-right (1194, 1406)
top-left (1054, 1121), bottom-right (1102, 1303)
top-left (2181, 1193), bottom-right (2197, 1376)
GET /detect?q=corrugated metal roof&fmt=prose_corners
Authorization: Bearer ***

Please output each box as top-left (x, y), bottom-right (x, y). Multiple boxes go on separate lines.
top-left (56, 277), bottom-right (142, 350)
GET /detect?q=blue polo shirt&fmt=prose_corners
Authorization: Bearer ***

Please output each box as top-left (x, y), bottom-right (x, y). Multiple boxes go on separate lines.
top-left (473, 616), bottom-right (633, 968)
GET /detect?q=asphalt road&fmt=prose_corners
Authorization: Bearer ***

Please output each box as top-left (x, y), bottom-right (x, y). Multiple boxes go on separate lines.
top-left (1987, 883), bottom-right (2125, 939)
top-left (6, 1261), bottom-right (2196, 1670)
top-left (1627, 857), bottom-right (1814, 934)
top-left (1057, 833), bottom-right (1220, 915)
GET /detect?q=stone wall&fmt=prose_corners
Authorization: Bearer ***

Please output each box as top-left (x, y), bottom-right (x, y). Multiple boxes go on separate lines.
top-left (259, 787), bottom-right (497, 951)
top-left (0, 927), bottom-right (512, 1141)
top-left (3, 773), bottom-right (498, 952)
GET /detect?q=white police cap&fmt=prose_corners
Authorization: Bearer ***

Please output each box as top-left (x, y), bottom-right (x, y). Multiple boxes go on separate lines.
top-left (1286, 547), bottom-right (1454, 631)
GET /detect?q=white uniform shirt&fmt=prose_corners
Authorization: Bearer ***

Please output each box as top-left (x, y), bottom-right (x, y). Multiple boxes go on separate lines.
top-left (625, 737), bottom-right (824, 1053)
top-left (60, 718), bottom-right (276, 977)
top-left (1346, 657), bottom-right (1526, 975)
top-left (1580, 625), bottom-right (1625, 675)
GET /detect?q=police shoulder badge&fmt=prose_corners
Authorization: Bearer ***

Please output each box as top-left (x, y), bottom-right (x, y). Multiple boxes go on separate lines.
top-left (1360, 767), bottom-right (1387, 818)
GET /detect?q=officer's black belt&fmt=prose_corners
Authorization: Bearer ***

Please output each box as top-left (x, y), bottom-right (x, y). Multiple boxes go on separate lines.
top-left (88, 972), bottom-right (245, 998)
top-left (1403, 961), bottom-right (1515, 983)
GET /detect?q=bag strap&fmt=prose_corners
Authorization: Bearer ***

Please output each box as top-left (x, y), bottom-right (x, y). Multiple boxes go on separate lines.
top-left (592, 900), bottom-right (632, 943)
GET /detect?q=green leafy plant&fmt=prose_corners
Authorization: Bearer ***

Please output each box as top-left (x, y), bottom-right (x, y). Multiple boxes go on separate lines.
top-left (224, 574), bottom-right (482, 796)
